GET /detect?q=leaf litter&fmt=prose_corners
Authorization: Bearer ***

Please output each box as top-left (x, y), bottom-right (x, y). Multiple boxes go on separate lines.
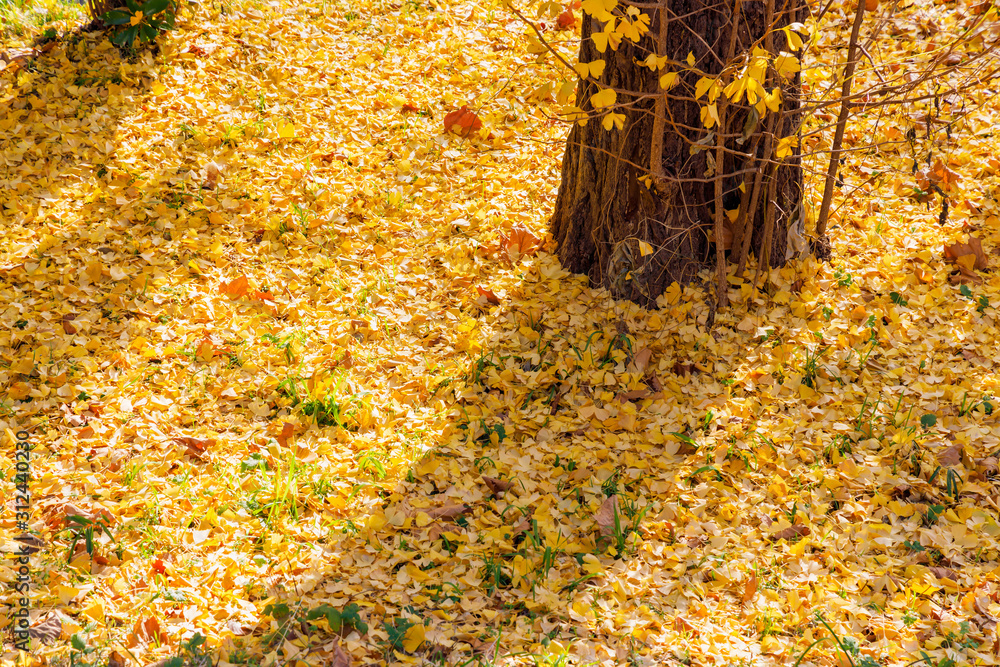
top-left (1, 0), bottom-right (1000, 665)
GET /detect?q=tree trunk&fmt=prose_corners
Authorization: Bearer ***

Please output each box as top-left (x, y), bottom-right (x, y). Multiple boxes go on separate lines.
top-left (550, 0), bottom-right (805, 307)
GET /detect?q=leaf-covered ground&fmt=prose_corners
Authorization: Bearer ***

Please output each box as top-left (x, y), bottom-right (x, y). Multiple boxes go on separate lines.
top-left (2, 0), bottom-right (1000, 665)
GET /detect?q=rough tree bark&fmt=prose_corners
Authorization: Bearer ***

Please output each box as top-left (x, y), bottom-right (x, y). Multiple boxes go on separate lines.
top-left (550, 0), bottom-right (805, 307)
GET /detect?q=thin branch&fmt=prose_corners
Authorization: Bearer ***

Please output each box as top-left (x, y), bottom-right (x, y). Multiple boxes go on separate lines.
top-left (815, 0), bottom-right (867, 238)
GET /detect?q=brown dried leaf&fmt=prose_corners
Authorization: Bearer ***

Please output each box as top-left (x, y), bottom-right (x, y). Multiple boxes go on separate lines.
top-left (61, 313), bottom-right (78, 334)
top-left (619, 389), bottom-right (651, 403)
top-left (107, 651), bottom-right (128, 667)
top-left (204, 161), bottom-right (224, 189)
top-left (944, 235), bottom-right (988, 271)
top-left (482, 475), bottom-right (513, 495)
top-left (15, 533), bottom-right (46, 555)
top-left (595, 495), bottom-right (619, 536)
top-left (673, 360), bottom-right (695, 376)
top-left (929, 566), bottom-right (959, 581)
top-left (425, 504), bottom-right (470, 520)
top-left (331, 641), bottom-right (352, 667)
top-left (978, 456), bottom-right (998, 475)
top-left (555, 8), bottom-right (577, 30)
top-left (772, 524), bottom-right (810, 541)
top-left (629, 348), bottom-right (652, 374)
top-left (938, 444), bottom-right (963, 467)
top-left (29, 615), bottom-right (62, 644)
top-left (949, 266), bottom-right (983, 285)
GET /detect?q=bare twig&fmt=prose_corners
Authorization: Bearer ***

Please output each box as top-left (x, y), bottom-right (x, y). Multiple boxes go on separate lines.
top-left (817, 1), bottom-right (876, 238)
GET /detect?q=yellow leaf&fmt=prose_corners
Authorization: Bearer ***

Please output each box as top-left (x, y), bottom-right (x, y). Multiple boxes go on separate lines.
top-left (557, 80), bottom-right (576, 103)
top-left (774, 52), bottom-right (800, 78)
top-left (783, 27), bottom-right (803, 50)
top-left (775, 135), bottom-right (798, 159)
top-left (695, 76), bottom-right (715, 100)
top-left (10, 357), bottom-right (34, 375)
top-left (582, 553), bottom-right (604, 575)
top-left (723, 76), bottom-right (745, 103)
top-left (700, 103), bottom-right (719, 129)
top-left (151, 81), bottom-right (166, 95)
top-left (209, 211), bottom-right (225, 225)
top-left (659, 71), bottom-right (678, 89)
top-left (402, 623), bottom-right (425, 652)
top-left (590, 87), bottom-right (617, 109)
top-left (574, 59), bottom-right (606, 79)
top-left (686, 51), bottom-right (696, 67)
top-left (643, 54), bottom-right (668, 70)
top-left (638, 240), bottom-right (653, 256)
top-left (592, 31), bottom-right (609, 53)
top-left (130, 10), bottom-right (143, 26)
top-left (82, 599), bottom-right (105, 623)
top-left (56, 585), bottom-right (82, 605)
top-left (581, 0), bottom-right (617, 20)
top-left (763, 87), bottom-right (782, 113)
top-left (278, 122), bottom-right (296, 139)
top-left (601, 112), bottom-right (625, 130)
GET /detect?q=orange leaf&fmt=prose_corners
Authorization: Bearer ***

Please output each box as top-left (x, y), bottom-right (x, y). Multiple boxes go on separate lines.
top-left (444, 105), bottom-right (483, 136)
top-left (742, 572), bottom-right (758, 604)
top-left (505, 224), bottom-right (541, 258)
top-left (277, 421), bottom-right (295, 447)
top-left (556, 8), bottom-right (577, 29)
top-left (476, 286), bottom-right (502, 305)
top-left (221, 275), bottom-right (251, 298)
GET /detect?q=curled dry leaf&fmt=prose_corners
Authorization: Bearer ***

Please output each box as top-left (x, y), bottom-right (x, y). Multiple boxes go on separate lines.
top-left (673, 360), bottom-right (695, 376)
top-left (173, 436), bottom-right (215, 455)
top-left (771, 524), bottom-right (810, 541)
top-left (129, 617), bottom-right (165, 648)
top-left (944, 235), bottom-right (988, 280)
top-left (15, 533), bottom-right (47, 554)
top-left (425, 504), bottom-right (470, 520)
top-left (482, 475), bottom-right (513, 495)
top-left (595, 494), bottom-right (619, 536)
top-left (28, 614), bottom-right (62, 644)
top-left (978, 457), bottom-right (998, 475)
top-left (107, 651), bottom-right (128, 667)
top-left (629, 347), bottom-right (652, 374)
top-left (331, 640), bottom-right (352, 667)
top-left (476, 286), bottom-right (502, 305)
top-left (929, 566), bottom-right (960, 582)
top-left (938, 443), bottom-right (963, 467)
